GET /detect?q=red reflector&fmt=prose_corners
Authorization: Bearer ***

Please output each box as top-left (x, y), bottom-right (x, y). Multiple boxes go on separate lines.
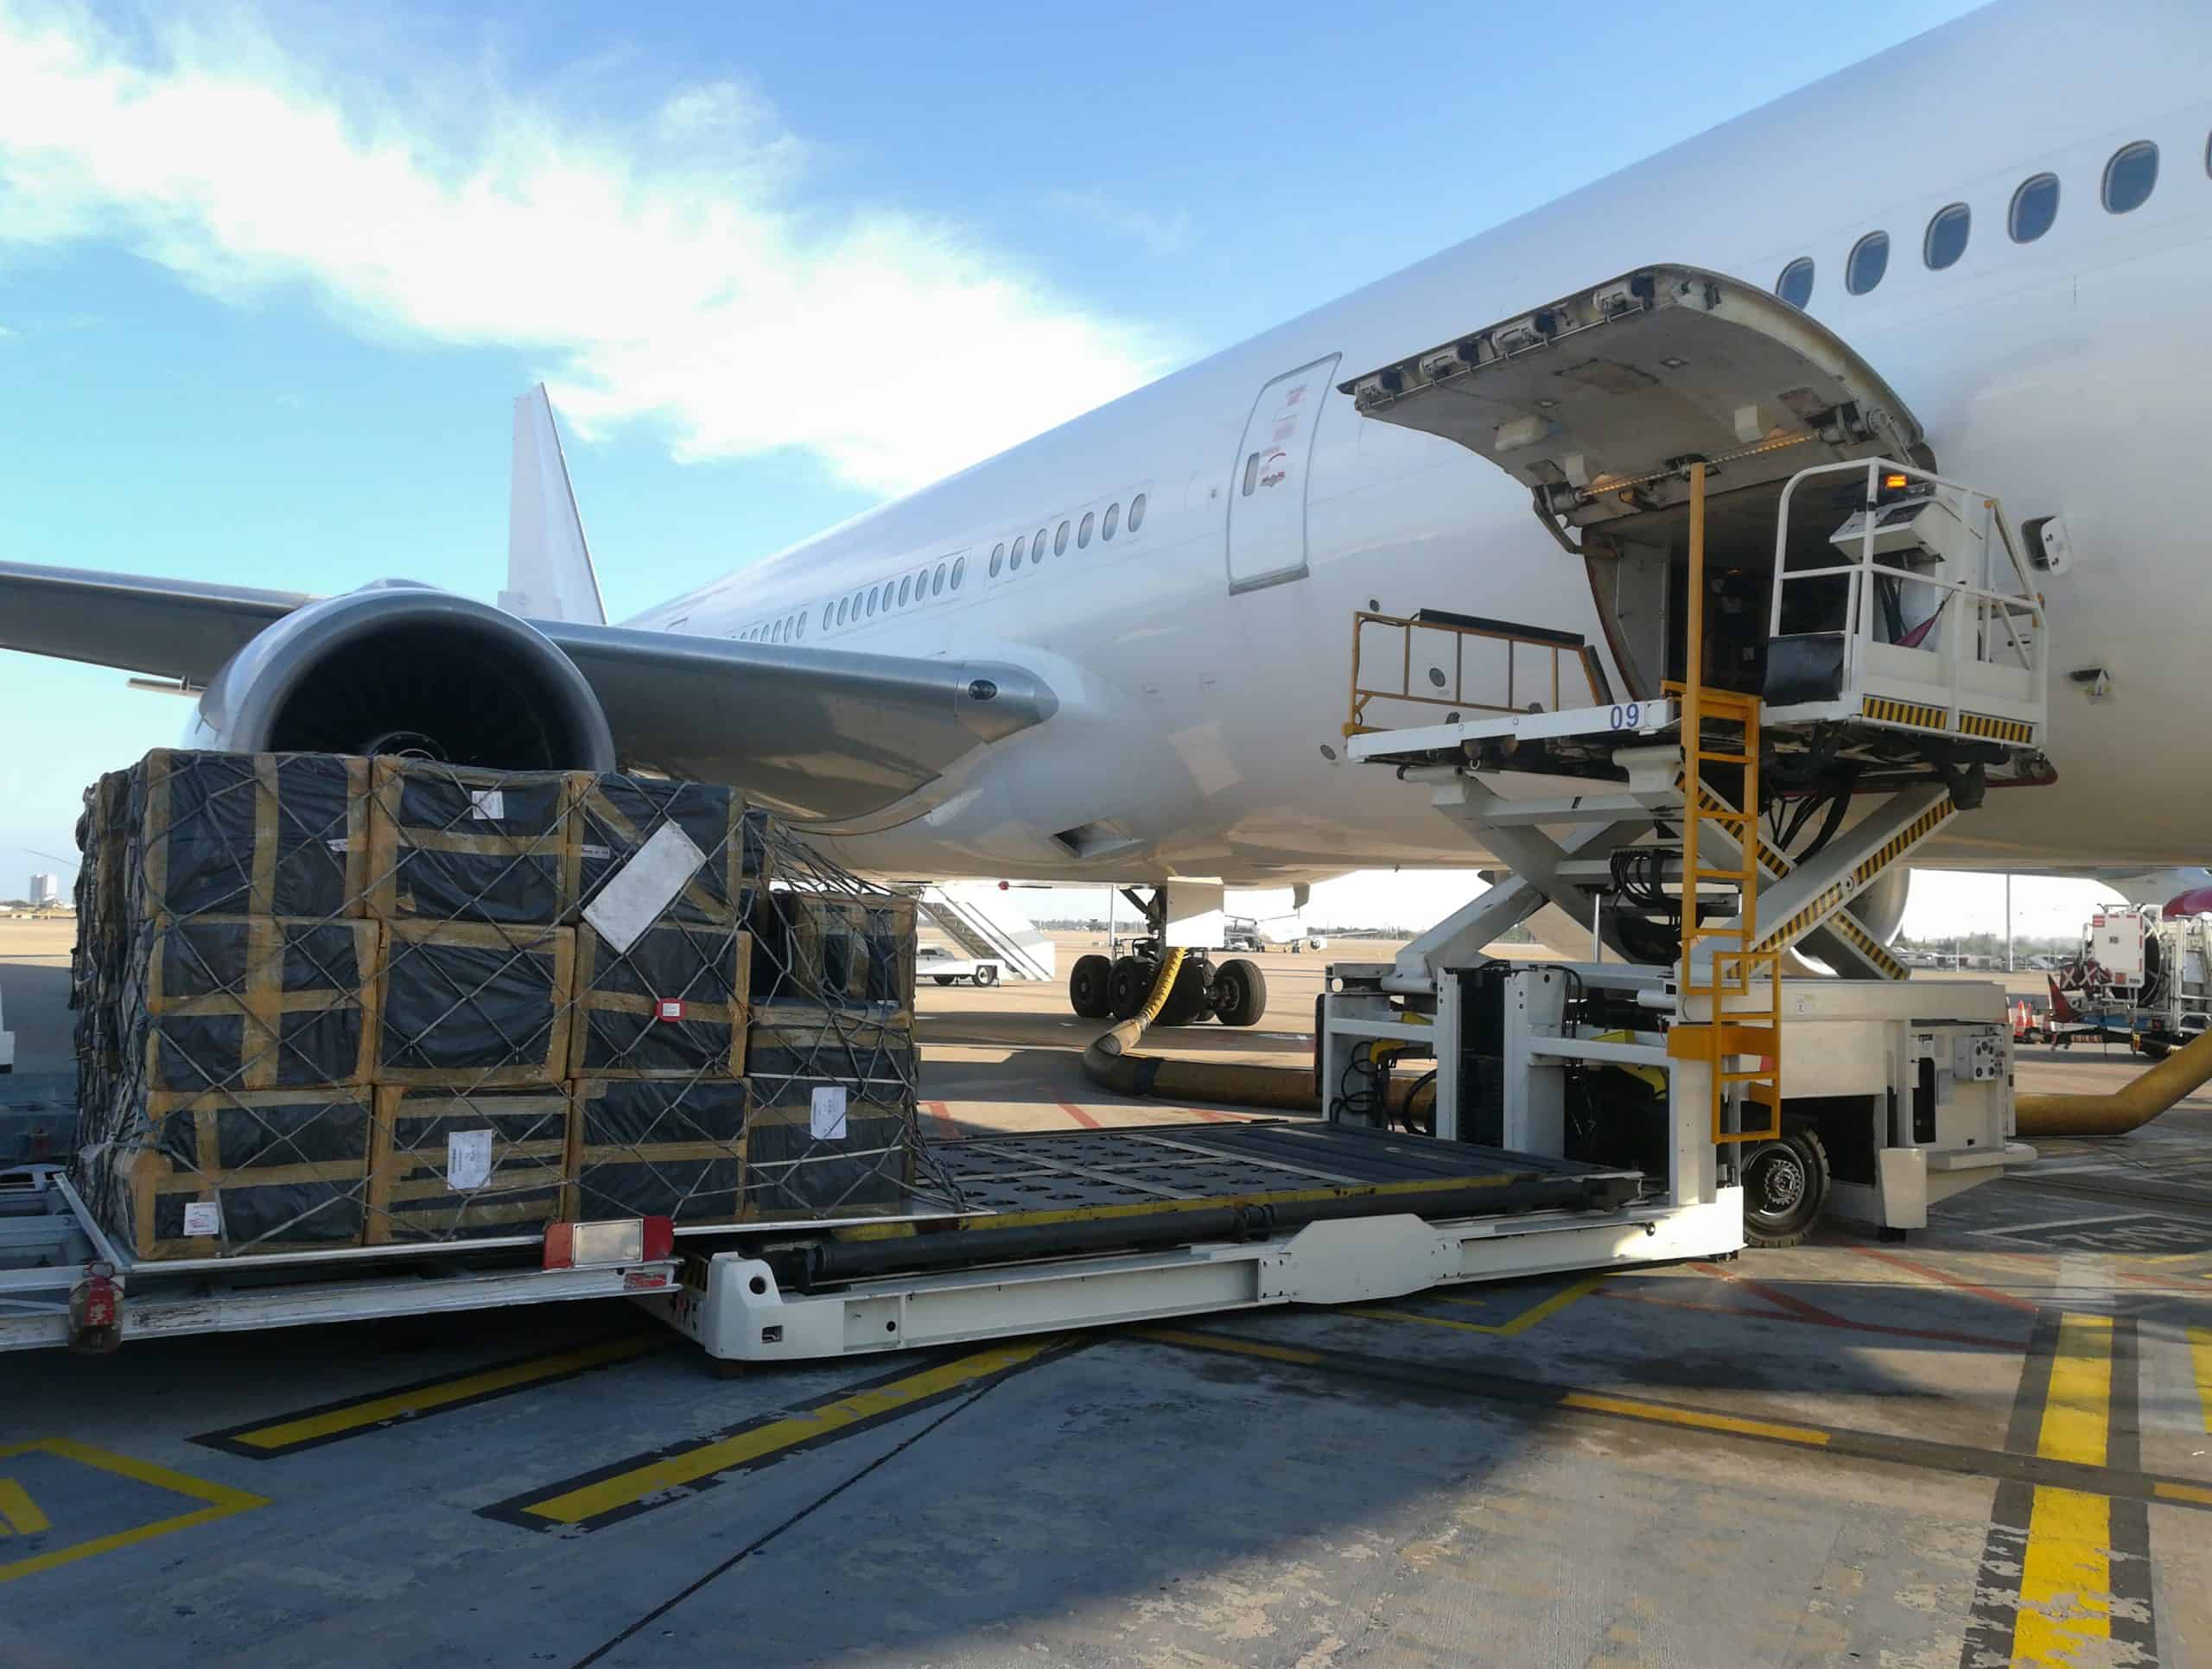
top-left (543, 1221), bottom-right (575, 1270)
top-left (642, 1215), bottom-right (675, 1261)
top-left (656, 999), bottom-right (685, 1022)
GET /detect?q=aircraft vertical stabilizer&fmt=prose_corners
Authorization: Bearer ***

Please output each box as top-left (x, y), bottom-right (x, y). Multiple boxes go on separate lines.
top-left (501, 384), bottom-right (607, 625)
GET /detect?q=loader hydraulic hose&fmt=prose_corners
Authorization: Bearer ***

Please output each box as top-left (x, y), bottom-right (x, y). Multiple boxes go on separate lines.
top-left (2013, 1024), bottom-right (2212, 1138)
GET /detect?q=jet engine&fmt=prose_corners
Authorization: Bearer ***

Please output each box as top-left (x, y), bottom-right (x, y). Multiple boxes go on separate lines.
top-left (182, 582), bottom-right (617, 770)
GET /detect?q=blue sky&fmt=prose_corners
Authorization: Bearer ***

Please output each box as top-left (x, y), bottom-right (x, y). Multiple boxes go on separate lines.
top-left (0, 0), bottom-right (2118, 931)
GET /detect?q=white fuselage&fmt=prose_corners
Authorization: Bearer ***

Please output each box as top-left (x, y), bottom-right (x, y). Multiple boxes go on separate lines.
top-left (631, 0), bottom-right (2212, 886)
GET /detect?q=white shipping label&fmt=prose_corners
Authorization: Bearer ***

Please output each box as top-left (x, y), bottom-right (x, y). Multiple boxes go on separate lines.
top-left (468, 789), bottom-right (505, 822)
top-left (810, 1085), bottom-right (849, 1141)
top-left (182, 1201), bottom-right (222, 1237)
top-left (582, 821), bottom-right (708, 955)
top-left (579, 843), bottom-right (613, 860)
top-left (447, 1129), bottom-right (494, 1191)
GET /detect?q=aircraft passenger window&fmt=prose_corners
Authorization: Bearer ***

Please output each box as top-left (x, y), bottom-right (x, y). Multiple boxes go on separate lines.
top-left (1103, 502), bottom-right (1120, 540)
top-left (867, 586), bottom-right (879, 617)
top-left (821, 605), bottom-right (831, 631)
top-left (990, 543), bottom-right (1006, 577)
top-left (836, 598), bottom-right (847, 625)
top-left (2010, 172), bottom-right (2059, 242)
top-left (899, 576), bottom-right (912, 606)
top-left (932, 562), bottom-right (946, 595)
top-left (1775, 257), bottom-right (1815, 308)
top-left (2103, 141), bottom-right (2158, 213)
top-left (1242, 452), bottom-right (1262, 495)
top-left (795, 614), bottom-right (805, 641)
top-left (1924, 203), bottom-right (1970, 270)
top-left (1033, 525), bottom-right (1047, 562)
top-left (1008, 539), bottom-right (1022, 573)
top-left (1077, 511), bottom-right (1094, 549)
top-left (1128, 492), bottom-right (1146, 531)
top-left (951, 555), bottom-right (965, 587)
top-left (1845, 231), bottom-right (1889, 295)
top-left (916, 567), bottom-right (929, 598)
top-left (1054, 519), bottom-right (1070, 555)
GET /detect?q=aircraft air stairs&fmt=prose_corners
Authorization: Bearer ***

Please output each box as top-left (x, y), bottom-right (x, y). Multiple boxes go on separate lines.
top-left (914, 880), bottom-right (1058, 981)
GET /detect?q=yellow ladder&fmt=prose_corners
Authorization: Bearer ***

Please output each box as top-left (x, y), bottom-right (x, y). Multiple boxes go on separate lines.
top-left (1666, 461), bottom-right (1781, 1144)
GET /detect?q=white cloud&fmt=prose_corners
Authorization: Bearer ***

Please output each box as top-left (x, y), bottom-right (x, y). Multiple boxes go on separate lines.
top-left (0, 3), bottom-right (1166, 493)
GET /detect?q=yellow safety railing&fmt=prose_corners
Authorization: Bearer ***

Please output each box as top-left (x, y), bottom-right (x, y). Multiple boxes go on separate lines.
top-left (1344, 610), bottom-right (1608, 738)
top-left (1665, 461), bottom-right (1782, 1145)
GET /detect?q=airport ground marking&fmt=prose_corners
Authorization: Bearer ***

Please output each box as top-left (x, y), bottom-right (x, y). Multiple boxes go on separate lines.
top-left (1055, 1101), bottom-right (1103, 1128)
top-left (1344, 1272), bottom-right (1606, 1337)
top-left (0, 1438), bottom-right (266, 1584)
top-left (194, 1331), bottom-right (661, 1458)
top-left (2190, 1325), bottom-right (2212, 1435)
top-left (1848, 1245), bottom-right (2042, 1312)
top-left (481, 1336), bottom-right (1069, 1533)
top-left (0, 1477), bottom-right (49, 1537)
top-left (1134, 1323), bottom-right (2211, 1518)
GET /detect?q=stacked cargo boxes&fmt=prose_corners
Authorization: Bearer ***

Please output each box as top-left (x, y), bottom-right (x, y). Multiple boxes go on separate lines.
top-left (69, 749), bottom-right (927, 1261)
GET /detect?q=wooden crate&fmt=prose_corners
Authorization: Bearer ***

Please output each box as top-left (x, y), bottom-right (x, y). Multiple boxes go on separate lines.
top-left (124, 916), bottom-right (382, 1093)
top-left (99, 1085), bottom-right (375, 1260)
top-left (575, 773), bottom-right (772, 928)
top-left (374, 921), bottom-right (575, 1088)
top-left (569, 1078), bottom-right (748, 1225)
top-left (365, 1085), bottom-right (574, 1243)
top-left (752, 892), bottom-right (915, 1019)
top-left (569, 924), bottom-right (749, 1079)
top-left (127, 750), bottom-right (370, 923)
top-left (365, 758), bottom-right (584, 926)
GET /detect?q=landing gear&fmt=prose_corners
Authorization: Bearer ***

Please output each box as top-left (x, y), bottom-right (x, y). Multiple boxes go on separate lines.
top-left (1739, 1125), bottom-right (1831, 1248)
top-left (1210, 958), bottom-right (1267, 1028)
top-left (1069, 955), bottom-right (1113, 1019)
top-left (1108, 955), bottom-right (1152, 1020)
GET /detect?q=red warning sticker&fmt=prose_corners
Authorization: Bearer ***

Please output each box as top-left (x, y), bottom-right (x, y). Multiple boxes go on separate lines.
top-left (656, 999), bottom-right (685, 1023)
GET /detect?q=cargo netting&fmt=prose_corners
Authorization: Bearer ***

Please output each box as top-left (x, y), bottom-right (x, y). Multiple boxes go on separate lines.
top-left (70, 750), bottom-right (957, 1261)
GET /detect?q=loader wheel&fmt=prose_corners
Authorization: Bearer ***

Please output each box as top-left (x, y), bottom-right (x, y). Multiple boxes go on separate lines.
top-left (1211, 958), bottom-right (1268, 1028)
top-left (1741, 1126), bottom-right (1830, 1249)
top-left (1068, 955), bottom-right (1113, 1019)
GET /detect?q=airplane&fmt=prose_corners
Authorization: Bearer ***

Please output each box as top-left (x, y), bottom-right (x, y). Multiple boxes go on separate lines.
top-left (3, 0), bottom-right (2208, 1033)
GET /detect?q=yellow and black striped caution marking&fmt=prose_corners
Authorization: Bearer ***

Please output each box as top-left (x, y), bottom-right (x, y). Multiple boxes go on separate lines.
top-left (194, 1333), bottom-right (661, 1459)
top-left (1961, 1311), bottom-right (2158, 1664)
top-left (1861, 695), bottom-right (1950, 730)
top-left (480, 1337), bottom-right (1065, 1533)
top-left (1136, 1324), bottom-right (2212, 1519)
top-left (1960, 710), bottom-right (2036, 745)
top-left (1756, 796), bottom-right (1954, 958)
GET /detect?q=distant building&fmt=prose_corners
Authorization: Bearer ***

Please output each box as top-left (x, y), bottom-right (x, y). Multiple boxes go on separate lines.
top-left (29, 873), bottom-right (59, 906)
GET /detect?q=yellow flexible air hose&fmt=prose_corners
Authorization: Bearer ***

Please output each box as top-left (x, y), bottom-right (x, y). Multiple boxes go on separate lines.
top-left (2014, 1023), bottom-right (2212, 1138)
top-left (1078, 948), bottom-right (1326, 1114)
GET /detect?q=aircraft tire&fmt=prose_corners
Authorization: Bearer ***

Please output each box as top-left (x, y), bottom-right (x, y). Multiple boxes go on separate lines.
top-left (1108, 955), bottom-right (1152, 1021)
top-left (1154, 959), bottom-right (1211, 1026)
top-left (1069, 954), bottom-right (1114, 1019)
top-left (1211, 958), bottom-right (1268, 1028)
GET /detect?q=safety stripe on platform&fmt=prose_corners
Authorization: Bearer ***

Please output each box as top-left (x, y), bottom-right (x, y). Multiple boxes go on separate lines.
top-left (1862, 695), bottom-right (1949, 730)
top-left (1756, 796), bottom-right (1953, 958)
top-left (1135, 1325), bottom-right (2212, 1520)
top-left (480, 1338), bottom-right (1065, 1533)
top-left (194, 1334), bottom-right (661, 1458)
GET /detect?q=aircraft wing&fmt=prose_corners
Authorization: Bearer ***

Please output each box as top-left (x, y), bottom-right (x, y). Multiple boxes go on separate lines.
top-left (0, 560), bottom-right (1056, 822)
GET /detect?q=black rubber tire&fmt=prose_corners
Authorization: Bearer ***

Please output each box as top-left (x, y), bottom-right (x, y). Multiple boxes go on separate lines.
top-left (1068, 954), bottom-right (1114, 1019)
top-left (2139, 1038), bottom-right (2171, 1061)
top-left (976, 964), bottom-right (998, 988)
top-left (1154, 959), bottom-right (1211, 1026)
top-left (1108, 955), bottom-right (1153, 1021)
top-left (1741, 1125), bottom-right (1830, 1248)
top-left (933, 975), bottom-right (956, 987)
top-left (1211, 957), bottom-right (1268, 1028)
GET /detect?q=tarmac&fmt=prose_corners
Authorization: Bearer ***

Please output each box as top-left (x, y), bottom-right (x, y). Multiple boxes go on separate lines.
top-left (3, 931), bottom-right (2209, 1666)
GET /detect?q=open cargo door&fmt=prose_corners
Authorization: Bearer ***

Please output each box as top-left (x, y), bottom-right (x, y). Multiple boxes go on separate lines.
top-left (1340, 267), bottom-right (1931, 700)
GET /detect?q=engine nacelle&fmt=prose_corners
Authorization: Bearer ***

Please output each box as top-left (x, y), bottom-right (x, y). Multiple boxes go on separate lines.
top-left (185, 582), bottom-right (617, 771)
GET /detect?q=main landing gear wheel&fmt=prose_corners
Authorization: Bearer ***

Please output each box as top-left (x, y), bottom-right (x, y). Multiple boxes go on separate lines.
top-left (1108, 955), bottom-right (1153, 1021)
top-left (1740, 1125), bottom-right (1831, 1248)
top-left (1154, 959), bottom-right (1211, 1026)
top-left (1068, 954), bottom-right (1113, 1019)
top-left (1211, 957), bottom-right (1267, 1028)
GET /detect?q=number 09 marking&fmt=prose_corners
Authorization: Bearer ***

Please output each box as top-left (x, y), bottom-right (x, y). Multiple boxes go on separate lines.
top-left (1610, 702), bottom-right (1641, 730)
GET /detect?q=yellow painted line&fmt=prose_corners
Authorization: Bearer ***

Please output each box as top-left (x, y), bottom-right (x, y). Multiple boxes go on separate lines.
top-left (0, 1438), bottom-right (265, 1584)
top-left (2014, 1314), bottom-right (2113, 1666)
top-left (2190, 1325), bottom-right (2212, 1434)
top-left (1139, 1328), bottom-right (1323, 1367)
top-left (0, 1478), bottom-right (49, 1537)
top-left (1346, 1275), bottom-right (1606, 1338)
top-left (2153, 1481), bottom-right (2212, 1507)
top-left (518, 1340), bottom-right (1054, 1526)
top-left (223, 1334), bottom-right (655, 1453)
top-left (1558, 1390), bottom-right (1832, 1448)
